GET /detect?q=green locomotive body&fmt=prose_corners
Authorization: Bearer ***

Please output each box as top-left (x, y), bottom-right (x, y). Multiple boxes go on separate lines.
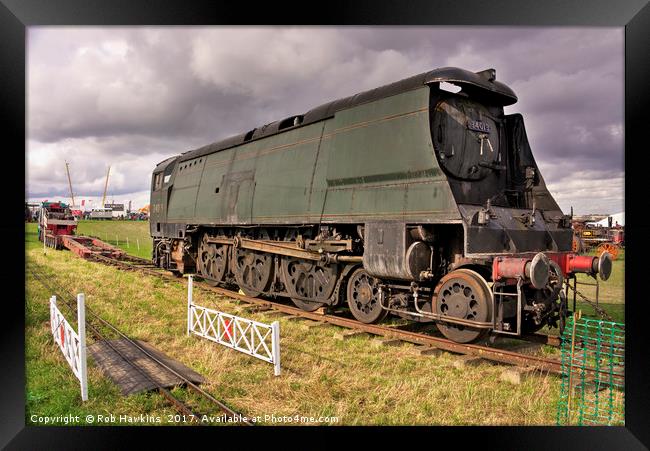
top-left (149, 67), bottom-right (611, 343)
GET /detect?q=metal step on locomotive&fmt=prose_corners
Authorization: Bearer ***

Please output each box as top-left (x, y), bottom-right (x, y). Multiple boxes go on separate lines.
top-left (38, 201), bottom-right (126, 259)
top-left (148, 66), bottom-right (613, 343)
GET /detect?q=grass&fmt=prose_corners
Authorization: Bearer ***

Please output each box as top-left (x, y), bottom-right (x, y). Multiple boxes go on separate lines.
top-left (24, 222), bottom-right (625, 425)
top-left (26, 257), bottom-right (177, 425)
top-left (76, 220), bottom-right (152, 259)
top-left (573, 248), bottom-right (625, 323)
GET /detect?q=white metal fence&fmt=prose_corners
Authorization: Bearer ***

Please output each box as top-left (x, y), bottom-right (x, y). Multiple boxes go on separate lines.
top-left (49, 293), bottom-right (88, 401)
top-left (186, 276), bottom-right (281, 376)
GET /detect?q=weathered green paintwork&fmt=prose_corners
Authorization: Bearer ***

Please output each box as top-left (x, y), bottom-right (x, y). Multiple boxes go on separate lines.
top-left (160, 85), bottom-right (460, 227)
top-left (320, 86), bottom-right (458, 223)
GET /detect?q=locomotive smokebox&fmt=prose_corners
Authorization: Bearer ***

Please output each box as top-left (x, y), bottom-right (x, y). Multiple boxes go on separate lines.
top-left (492, 252), bottom-right (550, 289)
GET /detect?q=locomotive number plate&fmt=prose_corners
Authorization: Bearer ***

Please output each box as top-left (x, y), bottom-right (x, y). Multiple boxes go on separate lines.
top-left (467, 120), bottom-right (491, 133)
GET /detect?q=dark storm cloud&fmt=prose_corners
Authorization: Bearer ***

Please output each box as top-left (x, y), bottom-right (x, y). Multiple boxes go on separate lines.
top-left (27, 27), bottom-right (623, 213)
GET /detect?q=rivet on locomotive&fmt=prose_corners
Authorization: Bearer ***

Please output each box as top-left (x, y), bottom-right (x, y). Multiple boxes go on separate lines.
top-left (149, 67), bottom-right (612, 343)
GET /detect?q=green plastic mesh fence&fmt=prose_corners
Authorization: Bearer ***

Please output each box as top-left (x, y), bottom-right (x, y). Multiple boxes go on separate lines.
top-left (556, 315), bottom-right (625, 425)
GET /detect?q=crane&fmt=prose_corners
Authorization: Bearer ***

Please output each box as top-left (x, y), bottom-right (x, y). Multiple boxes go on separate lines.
top-left (65, 161), bottom-right (75, 207)
top-left (101, 166), bottom-right (111, 208)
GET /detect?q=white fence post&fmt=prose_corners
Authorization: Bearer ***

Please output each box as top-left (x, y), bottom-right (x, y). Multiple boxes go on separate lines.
top-left (126, 236), bottom-right (129, 248)
top-left (187, 275), bottom-right (193, 336)
top-left (43, 207), bottom-right (47, 254)
top-left (77, 293), bottom-right (88, 402)
top-left (50, 295), bottom-right (56, 335)
top-left (272, 321), bottom-right (281, 376)
top-left (115, 234), bottom-right (119, 246)
top-left (49, 293), bottom-right (88, 401)
top-left (137, 238), bottom-right (140, 250)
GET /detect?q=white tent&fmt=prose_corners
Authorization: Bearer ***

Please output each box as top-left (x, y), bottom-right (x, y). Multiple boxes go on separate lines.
top-left (590, 212), bottom-right (624, 227)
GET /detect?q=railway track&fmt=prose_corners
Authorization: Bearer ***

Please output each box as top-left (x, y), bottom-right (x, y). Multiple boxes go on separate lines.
top-left (28, 263), bottom-right (252, 426)
top-left (87, 253), bottom-right (573, 375)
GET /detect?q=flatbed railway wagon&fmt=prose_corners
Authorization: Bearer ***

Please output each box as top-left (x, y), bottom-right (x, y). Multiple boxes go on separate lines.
top-left (38, 201), bottom-right (77, 249)
top-left (37, 201), bottom-right (126, 258)
top-left (148, 67), bottom-right (612, 343)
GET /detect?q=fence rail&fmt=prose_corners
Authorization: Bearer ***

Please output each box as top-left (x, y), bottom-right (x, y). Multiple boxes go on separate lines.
top-left (49, 293), bottom-right (88, 401)
top-left (186, 276), bottom-right (280, 376)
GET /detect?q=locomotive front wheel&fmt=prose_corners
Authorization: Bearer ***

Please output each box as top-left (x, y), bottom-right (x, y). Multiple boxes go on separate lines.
top-left (346, 268), bottom-right (388, 324)
top-left (434, 268), bottom-right (492, 343)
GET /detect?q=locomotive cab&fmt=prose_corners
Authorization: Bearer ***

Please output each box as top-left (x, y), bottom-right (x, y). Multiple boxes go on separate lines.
top-left (150, 156), bottom-right (193, 273)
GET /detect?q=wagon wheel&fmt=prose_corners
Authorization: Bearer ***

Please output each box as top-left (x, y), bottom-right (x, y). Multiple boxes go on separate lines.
top-left (572, 236), bottom-right (583, 253)
top-left (346, 267), bottom-right (388, 324)
top-left (232, 249), bottom-right (274, 297)
top-left (434, 268), bottom-right (492, 343)
top-left (597, 243), bottom-right (619, 260)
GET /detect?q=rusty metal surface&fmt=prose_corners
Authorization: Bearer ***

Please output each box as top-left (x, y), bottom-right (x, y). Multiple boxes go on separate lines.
top-left (206, 236), bottom-right (361, 263)
top-left (88, 339), bottom-right (205, 396)
top-left (60, 235), bottom-right (126, 259)
top-left (212, 236), bottom-right (323, 261)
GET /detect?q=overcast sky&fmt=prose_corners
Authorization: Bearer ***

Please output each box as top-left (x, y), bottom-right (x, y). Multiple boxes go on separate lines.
top-left (26, 27), bottom-right (624, 214)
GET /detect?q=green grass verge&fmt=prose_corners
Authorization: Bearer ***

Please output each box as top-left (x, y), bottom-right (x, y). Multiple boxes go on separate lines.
top-left (76, 220), bottom-right (152, 259)
top-left (573, 248), bottom-right (624, 323)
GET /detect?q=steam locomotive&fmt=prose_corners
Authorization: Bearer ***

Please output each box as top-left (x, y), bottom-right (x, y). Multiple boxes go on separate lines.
top-left (149, 67), bottom-right (612, 343)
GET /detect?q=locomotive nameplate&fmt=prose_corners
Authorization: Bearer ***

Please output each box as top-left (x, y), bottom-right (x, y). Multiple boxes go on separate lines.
top-left (467, 120), bottom-right (491, 133)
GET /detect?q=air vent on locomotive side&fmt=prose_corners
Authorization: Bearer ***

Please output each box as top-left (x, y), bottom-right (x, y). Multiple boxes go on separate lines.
top-left (148, 67), bottom-right (612, 343)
